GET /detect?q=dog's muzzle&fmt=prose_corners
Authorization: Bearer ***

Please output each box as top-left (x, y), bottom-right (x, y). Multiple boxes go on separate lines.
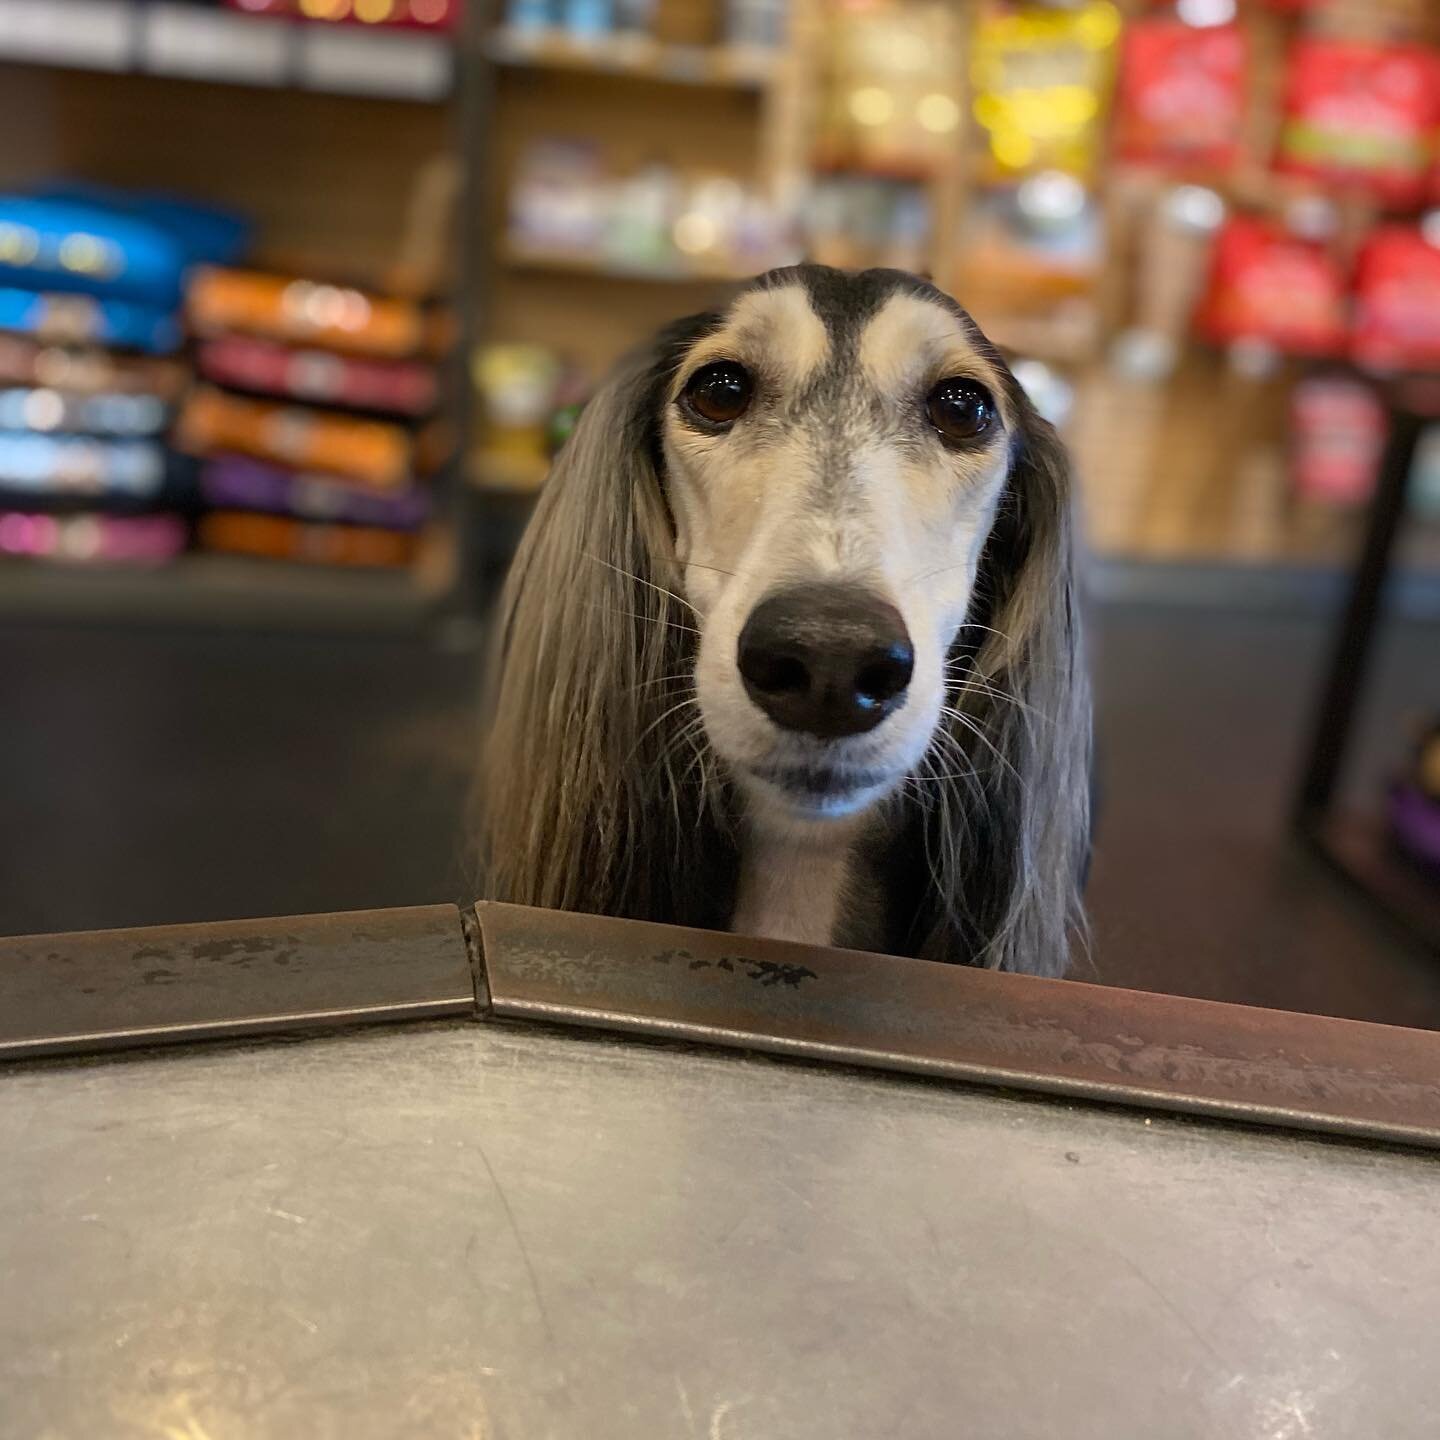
top-left (736, 583), bottom-right (914, 740)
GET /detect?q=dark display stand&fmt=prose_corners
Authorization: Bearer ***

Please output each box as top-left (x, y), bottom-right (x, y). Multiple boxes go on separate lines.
top-left (1293, 385), bottom-right (1440, 956)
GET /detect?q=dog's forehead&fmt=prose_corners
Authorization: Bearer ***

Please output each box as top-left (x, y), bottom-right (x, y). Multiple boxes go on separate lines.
top-left (678, 269), bottom-right (998, 402)
top-left (698, 284), bottom-right (832, 388)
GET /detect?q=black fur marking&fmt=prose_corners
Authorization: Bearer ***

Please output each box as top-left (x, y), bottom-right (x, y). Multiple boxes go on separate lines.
top-left (738, 267), bottom-right (975, 508)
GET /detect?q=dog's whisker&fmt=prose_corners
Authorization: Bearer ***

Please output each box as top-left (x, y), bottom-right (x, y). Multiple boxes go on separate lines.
top-left (943, 666), bottom-right (1023, 702)
top-left (591, 603), bottom-right (701, 637)
top-left (902, 560), bottom-right (970, 590)
top-left (910, 742), bottom-right (978, 940)
top-left (658, 709), bottom-right (707, 757)
top-left (625, 697), bottom-right (702, 768)
top-left (948, 683), bottom-right (1029, 716)
top-left (653, 712), bottom-right (709, 832)
top-left (681, 558), bottom-right (741, 579)
top-left (944, 650), bottom-right (1020, 678)
top-left (922, 728), bottom-right (989, 813)
top-left (662, 711), bottom-right (707, 754)
top-left (929, 707), bottom-right (999, 788)
top-left (628, 670), bottom-right (698, 695)
top-left (582, 551), bottom-right (693, 614)
top-left (660, 712), bottom-right (721, 831)
top-left (913, 745), bottom-right (976, 784)
top-left (938, 725), bottom-right (1019, 794)
top-left (939, 705), bottom-right (1027, 792)
top-left (660, 731), bottom-right (699, 822)
top-left (952, 620), bottom-right (1017, 646)
top-left (674, 729), bottom-right (717, 811)
top-left (945, 681), bottom-right (1054, 732)
top-left (944, 672), bottom-right (1050, 724)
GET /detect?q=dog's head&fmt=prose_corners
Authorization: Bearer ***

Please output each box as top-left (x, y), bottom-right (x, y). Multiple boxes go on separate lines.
top-left (484, 265), bottom-right (1089, 974)
top-left (661, 268), bottom-right (1019, 823)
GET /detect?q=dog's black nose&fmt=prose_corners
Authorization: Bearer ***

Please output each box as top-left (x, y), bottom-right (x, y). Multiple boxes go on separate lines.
top-left (737, 584), bottom-right (914, 739)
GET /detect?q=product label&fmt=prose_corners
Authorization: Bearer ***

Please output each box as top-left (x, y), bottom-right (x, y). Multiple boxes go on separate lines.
top-left (1115, 17), bottom-right (1246, 172)
top-left (1195, 215), bottom-right (1347, 356)
top-left (1291, 376), bottom-right (1384, 504)
top-left (1276, 39), bottom-right (1438, 207)
top-left (971, 0), bottom-right (1121, 178)
top-left (1351, 226), bottom-right (1440, 373)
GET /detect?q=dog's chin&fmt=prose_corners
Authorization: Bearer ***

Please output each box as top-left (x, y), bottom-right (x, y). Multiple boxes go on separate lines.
top-left (738, 761), bottom-right (899, 823)
top-left (697, 675), bottom-right (939, 825)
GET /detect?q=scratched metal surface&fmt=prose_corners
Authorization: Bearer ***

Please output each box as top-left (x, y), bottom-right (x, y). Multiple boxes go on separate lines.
top-left (0, 906), bottom-right (473, 1058)
top-left (3, 1022), bottom-right (1438, 1440)
top-left (476, 902), bottom-right (1440, 1150)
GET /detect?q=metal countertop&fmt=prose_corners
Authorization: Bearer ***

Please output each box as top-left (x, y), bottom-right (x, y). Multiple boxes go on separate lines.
top-left (5, 1018), bottom-right (1437, 1439)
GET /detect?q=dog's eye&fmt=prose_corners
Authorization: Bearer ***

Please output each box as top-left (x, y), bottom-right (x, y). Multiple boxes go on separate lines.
top-left (926, 377), bottom-right (995, 445)
top-left (681, 361), bottom-right (753, 427)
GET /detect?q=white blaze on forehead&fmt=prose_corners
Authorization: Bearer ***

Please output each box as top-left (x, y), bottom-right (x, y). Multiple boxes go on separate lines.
top-left (857, 291), bottom-right (1005, 408)
top-left (676, 284), bottom-right (830, 396)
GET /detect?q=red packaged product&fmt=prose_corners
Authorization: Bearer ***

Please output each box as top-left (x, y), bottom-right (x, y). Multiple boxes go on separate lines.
top-left (1290, 375), bottom-right (1385, 505)
top-left (1194, 215), bottom-right (1348, 356)
top-left (1351, 225), bottom-right (1440, 373)
top-left (197, 336), bottom-right (438, 416)
top-left (1275, 39), bottom-right (1439, 208)
top-left (1115, 18), bottom-right (1247, 172)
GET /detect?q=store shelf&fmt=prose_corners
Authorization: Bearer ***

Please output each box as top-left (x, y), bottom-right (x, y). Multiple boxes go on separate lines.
top-left (502, 239), bottom-right (775, 286)
top-left (981, 310), bottom-right (1103, 367)
top-left (0, 0), bottom-right (453, 99)
top-left (0, 554), bottom-right (438, 632)
top-left (488, 26), bottom-right (775, 89)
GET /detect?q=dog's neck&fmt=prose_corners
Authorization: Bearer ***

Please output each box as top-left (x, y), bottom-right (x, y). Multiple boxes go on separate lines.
top-left (730, 809), bottom-right (876, 949)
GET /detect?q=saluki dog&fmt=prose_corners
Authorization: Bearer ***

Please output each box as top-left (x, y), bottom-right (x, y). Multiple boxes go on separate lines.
top-left (483, 265), bottom-right (1090, 977)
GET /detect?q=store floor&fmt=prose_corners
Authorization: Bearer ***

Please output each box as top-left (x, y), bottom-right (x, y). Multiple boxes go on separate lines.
top-left (1, 600), bottom-right (1436, 1028)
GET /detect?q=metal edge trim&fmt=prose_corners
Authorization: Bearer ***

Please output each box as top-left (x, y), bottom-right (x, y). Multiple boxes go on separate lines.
top-left (0, 903), bottom-right (481, 1061)
top-left (2, 994), bottom-right (477, 1061)
top-left (492, 995), bottom-right (1440, 1151)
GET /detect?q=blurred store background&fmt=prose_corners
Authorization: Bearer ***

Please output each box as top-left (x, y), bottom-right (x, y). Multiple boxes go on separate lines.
top-left (0, 0), bottom-right (1437, 1020)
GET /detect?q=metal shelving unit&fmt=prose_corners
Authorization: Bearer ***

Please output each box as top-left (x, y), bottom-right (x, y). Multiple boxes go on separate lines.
top-left (486, 23), bottom-right (775, 87)
top-left (0, 0), bottom-right (453, 98)
top-left (0, 0), bottom-right (475, 629)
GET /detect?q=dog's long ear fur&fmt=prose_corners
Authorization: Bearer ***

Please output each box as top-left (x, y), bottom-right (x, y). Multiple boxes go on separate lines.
top-left (905, 386), bottom-right (1092, 978)
top-left (480, 316), bottom-right (739, 928)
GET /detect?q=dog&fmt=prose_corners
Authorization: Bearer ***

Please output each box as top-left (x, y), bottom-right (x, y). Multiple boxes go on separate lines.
top-left (482, 265), bottom-right (1091, 977)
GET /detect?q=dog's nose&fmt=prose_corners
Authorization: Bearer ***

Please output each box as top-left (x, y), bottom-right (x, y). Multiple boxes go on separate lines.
top-left (737, 584), bottom-right (914, 738)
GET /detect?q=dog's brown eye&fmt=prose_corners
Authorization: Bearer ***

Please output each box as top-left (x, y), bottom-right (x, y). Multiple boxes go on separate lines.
top-left (926, 377), bottom-right (995, 445)
top-left (681, 361), bottom-right (753, 427)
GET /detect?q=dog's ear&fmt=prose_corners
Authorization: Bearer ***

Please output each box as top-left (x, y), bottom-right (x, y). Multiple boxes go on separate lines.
top-left (480, 317), bottom-right (738, 927)
top-left (911, 390), bottom-right (1092, 977)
